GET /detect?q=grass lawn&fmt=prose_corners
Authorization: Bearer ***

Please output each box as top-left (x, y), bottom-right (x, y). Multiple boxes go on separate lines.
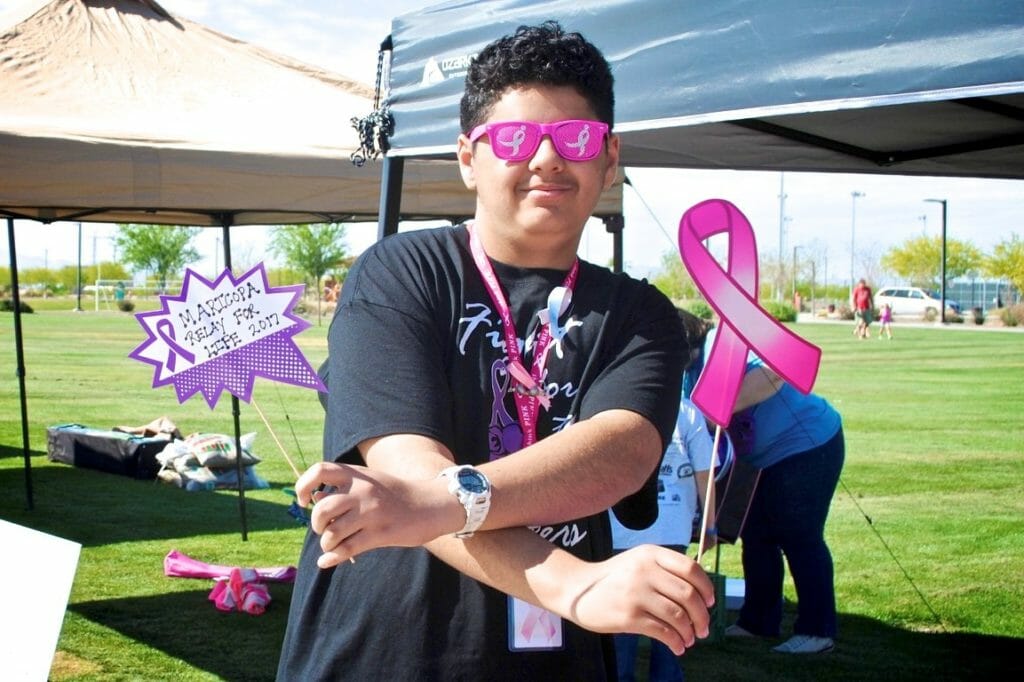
top-left (2, 304), bottom-right (1022, 680)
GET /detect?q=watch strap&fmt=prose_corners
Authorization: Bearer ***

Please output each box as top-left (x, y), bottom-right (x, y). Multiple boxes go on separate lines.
top-left (439, 465), bottom-right (491, 538)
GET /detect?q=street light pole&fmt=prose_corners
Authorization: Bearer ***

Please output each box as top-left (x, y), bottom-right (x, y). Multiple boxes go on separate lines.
top-left (75, 222), bottom-right (83, 312)
top-left (792, 245), bottom-right (802, 308)
top-left (850, 191), bottom-right (864, 301)
top-left (810, 259), bottom-right (817, 315)
top-left (778, 173), bottom-right (787, 302)
top-left (823, 251), bottom-right (828, 310)
top-left (924, 198), bottom-right (948, 324)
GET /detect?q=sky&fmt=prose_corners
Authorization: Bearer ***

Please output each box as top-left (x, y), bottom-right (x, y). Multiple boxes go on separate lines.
top-left (3, 0), bottom-right (1022, 286)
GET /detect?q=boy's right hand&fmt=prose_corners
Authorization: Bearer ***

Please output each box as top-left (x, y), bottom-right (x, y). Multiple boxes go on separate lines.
top-left (560, 544), bottom-right (715, 655)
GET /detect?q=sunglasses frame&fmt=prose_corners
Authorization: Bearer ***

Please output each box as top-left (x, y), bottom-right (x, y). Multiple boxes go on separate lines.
top-left (467, 119), bottom-right (610, 162)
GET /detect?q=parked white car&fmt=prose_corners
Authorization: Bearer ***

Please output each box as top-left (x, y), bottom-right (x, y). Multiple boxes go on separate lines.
top-left (874, 286), bottom-right (961, 318)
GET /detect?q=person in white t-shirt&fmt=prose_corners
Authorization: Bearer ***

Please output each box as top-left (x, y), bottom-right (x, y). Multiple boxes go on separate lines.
top-left (610, 395), bottom-right (717, 682)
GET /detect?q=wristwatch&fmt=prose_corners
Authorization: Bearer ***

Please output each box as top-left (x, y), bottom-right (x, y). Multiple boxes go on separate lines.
top-left (438, 465), bottom-right (492, 538)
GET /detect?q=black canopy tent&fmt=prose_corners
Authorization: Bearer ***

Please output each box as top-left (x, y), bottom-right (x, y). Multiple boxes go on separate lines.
top-left (374, 0), bottom-right (1024, 254)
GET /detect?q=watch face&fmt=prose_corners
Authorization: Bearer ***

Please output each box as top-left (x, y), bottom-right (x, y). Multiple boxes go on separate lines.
top-left (457, 468), bottom-right (488, 494)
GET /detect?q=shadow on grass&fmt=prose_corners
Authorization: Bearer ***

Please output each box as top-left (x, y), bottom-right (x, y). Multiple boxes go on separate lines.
top-left (682, 607), bottom-right (1024, 681)
top-left (0, 444), bottom-right (36, 507)
top-left (0, 443), bottom-right (36, 460)
top-left (0, 457), bottom-right (301, 545)
top-left (68, 592), bottom-right (1024, 682)
top-left (70, 584), bottom-right (293, 681)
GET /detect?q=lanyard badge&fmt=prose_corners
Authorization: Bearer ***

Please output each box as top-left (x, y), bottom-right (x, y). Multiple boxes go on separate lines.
top-left (468, 225), bottom-right (578, 448)
top-left (468, 225), bottom-right (573, 652)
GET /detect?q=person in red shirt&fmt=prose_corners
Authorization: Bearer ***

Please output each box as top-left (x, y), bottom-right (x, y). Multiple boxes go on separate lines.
top-left (852, 279), bottom-right (874, 339)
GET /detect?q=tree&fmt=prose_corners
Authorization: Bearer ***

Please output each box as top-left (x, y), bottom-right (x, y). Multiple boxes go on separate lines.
top-left (269, 223), bottom-right (350, 324)
top-left (856, 242), bottom-right (886, 290)
top-left (984, 232), bottom-right (1024, 296)
top-left (880, 234), bottom-right (983, 289)
top-left (114, 224), bottom-right (200, 291)
top-left (650, 250), bottom-right (699, 302)
top-left (56, 262), bottom-right (132, 294)
top-left (12, 267), bottom-right (57, 291)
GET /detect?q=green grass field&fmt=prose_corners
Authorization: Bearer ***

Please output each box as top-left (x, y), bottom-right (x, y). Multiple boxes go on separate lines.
top-left (2, 306), bottom-right (1022, 680)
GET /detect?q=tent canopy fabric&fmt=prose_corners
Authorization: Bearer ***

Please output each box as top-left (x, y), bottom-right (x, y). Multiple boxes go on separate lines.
top-left (1, 0), bottom-right (565, 227)
top-left (383, 0), bottom-right (1024, 180)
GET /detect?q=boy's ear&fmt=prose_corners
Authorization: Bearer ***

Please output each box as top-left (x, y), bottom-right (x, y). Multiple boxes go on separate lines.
top-left (456, 134), bottom-right (477, 190)
top-left (602, 133), bottom-right (621, 191)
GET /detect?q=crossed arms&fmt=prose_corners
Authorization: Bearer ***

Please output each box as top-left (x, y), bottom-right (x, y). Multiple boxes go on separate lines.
top-left (294, 408), bottom-right (715, 654)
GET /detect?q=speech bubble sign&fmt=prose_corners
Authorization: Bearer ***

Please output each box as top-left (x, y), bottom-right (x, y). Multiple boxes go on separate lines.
top-left (129, 263), bottom-right (326, 407)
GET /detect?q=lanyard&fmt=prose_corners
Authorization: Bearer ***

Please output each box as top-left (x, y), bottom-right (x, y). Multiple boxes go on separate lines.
top-left (468, 225), bottom-right (578, 447)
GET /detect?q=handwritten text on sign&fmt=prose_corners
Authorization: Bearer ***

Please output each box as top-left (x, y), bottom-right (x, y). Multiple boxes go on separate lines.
top-left (130, 264), bottom-right (326, 407)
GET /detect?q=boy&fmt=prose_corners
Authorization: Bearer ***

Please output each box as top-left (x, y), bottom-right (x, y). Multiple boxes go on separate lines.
top-left (277, 22), bottom-right (713, 680)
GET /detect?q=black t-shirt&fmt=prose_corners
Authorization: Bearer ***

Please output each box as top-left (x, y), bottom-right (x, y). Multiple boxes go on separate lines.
top-left (277, 225), bottom-right (686, 681)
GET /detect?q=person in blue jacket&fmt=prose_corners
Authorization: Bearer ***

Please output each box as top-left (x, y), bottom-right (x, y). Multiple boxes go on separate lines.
top-left (686, 326), bottom-right (844, 654)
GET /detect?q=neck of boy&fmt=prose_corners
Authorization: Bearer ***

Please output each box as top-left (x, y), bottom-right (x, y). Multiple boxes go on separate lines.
top-left (471, 221), bottom-right (581, 271)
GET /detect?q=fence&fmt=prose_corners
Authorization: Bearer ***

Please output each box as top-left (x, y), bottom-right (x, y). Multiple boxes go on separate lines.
top-left (945, 279), bottom-right (1020, 311)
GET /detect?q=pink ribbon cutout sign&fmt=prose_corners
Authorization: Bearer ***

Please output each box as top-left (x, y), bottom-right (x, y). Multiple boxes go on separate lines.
top-left (679, 199), bottom-right (821, 427)
top-left (129, 263), bottom-right (326, 407)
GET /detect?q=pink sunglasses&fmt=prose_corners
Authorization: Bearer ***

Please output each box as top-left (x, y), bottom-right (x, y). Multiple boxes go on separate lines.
top-left (468, 119), bottom-right (610, 162)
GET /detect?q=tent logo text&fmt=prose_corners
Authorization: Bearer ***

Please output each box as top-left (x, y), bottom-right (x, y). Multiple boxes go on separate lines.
top-left (421, 53), bottom-right (476, 86)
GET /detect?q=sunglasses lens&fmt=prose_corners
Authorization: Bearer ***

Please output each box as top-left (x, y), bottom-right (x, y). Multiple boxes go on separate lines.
top-left (489, 123), bottom-right (540, 161)
top-left (478, 120), bottom-right (606, 161)
top-left (552, 121), bottom-right (603, 160)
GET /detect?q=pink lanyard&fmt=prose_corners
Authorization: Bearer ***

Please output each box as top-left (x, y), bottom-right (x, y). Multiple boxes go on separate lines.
top-left (468, 225), bottom-right (579, 447)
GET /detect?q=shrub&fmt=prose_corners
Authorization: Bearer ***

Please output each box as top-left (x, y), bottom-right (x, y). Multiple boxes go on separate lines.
top-left (1000, 304), bottom-right (1024, 327)
top-left (762, 301), bottom-right (796, 323)
top-left (0, 299), bottom-right (34, 313)
top-left (117, 300), bottom-right (136, 313)
top-left (838, 304), bottom-right (854, 320)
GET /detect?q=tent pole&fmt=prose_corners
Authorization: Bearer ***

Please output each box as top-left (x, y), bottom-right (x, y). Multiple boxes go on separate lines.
top-left (603, 214), bottom-right (625, 274)
top-left (377, 156), bottom-right (405, 240)
top-left (221, 219), bottom-right (249, 541)
top-left (7, 217), bottom-right (34, 510)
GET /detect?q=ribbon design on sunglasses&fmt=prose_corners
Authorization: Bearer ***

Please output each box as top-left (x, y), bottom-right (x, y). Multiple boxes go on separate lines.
top-left (468, 119), bottom-right (609, 162)
top-left (501, 125), bottom-right (528, 157)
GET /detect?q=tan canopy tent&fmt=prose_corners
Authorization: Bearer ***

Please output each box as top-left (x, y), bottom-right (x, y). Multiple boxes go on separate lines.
top-left (0, 0), bottom-right (622, 225)
top-left (1, 0), bottom-right (623, 517)
top-left (0, 0), bottom-right (472, 225)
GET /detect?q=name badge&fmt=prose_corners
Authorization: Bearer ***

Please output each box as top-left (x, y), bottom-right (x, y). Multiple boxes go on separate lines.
top-left (508, 596), bottom-right (564, 651)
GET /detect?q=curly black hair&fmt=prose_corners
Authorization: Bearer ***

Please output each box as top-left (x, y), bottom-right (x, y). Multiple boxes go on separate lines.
top-left (459, 20), bottom-right (614, 134)
top-left (677, 308), bottom-right (711, 351)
